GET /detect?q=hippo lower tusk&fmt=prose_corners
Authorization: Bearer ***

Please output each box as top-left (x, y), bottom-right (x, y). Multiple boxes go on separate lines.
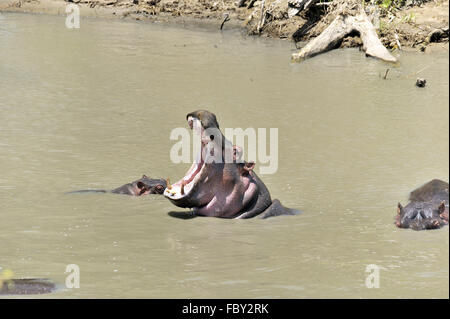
top-left (166, 178), bottom-right (172, 190)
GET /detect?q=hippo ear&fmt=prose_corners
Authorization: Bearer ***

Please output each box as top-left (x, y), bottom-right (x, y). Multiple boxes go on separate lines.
top-left (142, 175), bottom-right (148, 179)
top-left (438, 201), bottom-right (446, 214)
top-left (244, 161), bottom-right (255, 172)
top-left (397, 203), bottom-right (403, 215)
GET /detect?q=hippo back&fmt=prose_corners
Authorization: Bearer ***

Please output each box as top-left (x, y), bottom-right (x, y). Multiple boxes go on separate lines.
top-left (409, 179), bottom-right (449, 203)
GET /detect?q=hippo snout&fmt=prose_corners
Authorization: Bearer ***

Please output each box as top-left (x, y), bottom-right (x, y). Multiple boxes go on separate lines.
top-left (410, 218), bottom-right (443, 231)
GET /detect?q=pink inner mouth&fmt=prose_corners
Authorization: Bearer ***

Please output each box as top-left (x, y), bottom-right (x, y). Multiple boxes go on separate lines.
top-left (181, 155), bottom-right (204, 186)
top-left (172, 141), bottom-right (206, 190)
top-left (166, 117), bottom-right (214, 198)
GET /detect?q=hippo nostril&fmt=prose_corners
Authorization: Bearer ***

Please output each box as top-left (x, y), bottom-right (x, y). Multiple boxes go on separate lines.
top-left (210, 135), bottom-right (214, 141)
top-left (420, 211), bottom-right (427, 219)
top-left (409, 211), bottom-right (418, 219)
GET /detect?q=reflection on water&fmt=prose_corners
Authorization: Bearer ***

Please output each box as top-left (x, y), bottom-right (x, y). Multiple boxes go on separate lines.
top-left (0, 13), bottom-right (448, 298)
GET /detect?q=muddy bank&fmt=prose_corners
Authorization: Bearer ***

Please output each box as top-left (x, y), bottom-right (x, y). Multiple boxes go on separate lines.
top-left (1, 0), bottom-right (449, 53)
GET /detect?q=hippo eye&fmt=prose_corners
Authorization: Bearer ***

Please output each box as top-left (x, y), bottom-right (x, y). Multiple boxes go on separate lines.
top-left (137, 182), bottom-right (145, 189)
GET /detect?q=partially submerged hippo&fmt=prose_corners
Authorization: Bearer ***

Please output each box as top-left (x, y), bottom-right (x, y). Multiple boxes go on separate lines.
top-left (0, 278), bottom-right (55, 295)
top-left (68, 175), bottom-right (167, 196)
top-left (164, 110), bottom-right (298, 219)
top-left (396, 179), bottom-right (449, 230)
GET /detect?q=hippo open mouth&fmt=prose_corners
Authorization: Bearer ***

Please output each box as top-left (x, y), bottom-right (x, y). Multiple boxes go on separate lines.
top-left (163, 116), bottom-right (213, 207)
top-left (164, 149), bottom-right (206, 205)
top-left (163, 110), bottom-right (243, 211)
top-left (163, 110), bottom-right (298, 219)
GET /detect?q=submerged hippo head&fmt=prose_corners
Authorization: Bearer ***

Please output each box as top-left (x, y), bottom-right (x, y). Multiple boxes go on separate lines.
top-left (164, 110), bottom-right (271, 218)
top-left (135, 176), bottom-right (167, 195)
top-left (396, 201), bottom-right (448, 230)
top-left (395, 179), bottom-right (449, 231)
top-left (0, 278), bottom-right (55, 295)
top-left (112, 175), bottom-right (167, 196)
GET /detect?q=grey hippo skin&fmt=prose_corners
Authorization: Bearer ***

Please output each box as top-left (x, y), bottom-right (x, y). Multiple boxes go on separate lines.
top-left (0, 278), bottom-right (55, 295)
top-left (164, 110), bottom-right (298, 219)
top-left (396, 179), bottom-right (449, 230)
top-left (67, 175), bottom-right (167, 196)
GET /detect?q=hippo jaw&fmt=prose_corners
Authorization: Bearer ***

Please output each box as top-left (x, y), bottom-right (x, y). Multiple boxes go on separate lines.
top-left (163, 116), bottom-right (216, 207)
top-left (163, 152), bottom-right (207, 207)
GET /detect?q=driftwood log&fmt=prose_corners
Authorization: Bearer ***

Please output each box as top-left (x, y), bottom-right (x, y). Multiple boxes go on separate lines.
top-left (292, 1), bottom-right (397, 63)
top-left (288, 0), bottom-right (319, 18)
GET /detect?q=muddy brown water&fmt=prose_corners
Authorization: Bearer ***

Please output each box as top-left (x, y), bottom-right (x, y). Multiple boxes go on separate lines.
top-left (0, 12), bottom-right (448, 298)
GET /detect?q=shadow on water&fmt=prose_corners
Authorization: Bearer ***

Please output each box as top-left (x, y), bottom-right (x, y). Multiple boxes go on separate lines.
top-left (168, 211), bottom-right (198, 220)
top-left (167, 209), bottom-right (302, 220)
top-left (0, 279), bottom-right (56, 295)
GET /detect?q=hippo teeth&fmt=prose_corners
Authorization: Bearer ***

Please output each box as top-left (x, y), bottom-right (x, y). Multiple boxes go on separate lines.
top-left (164, 118), bottom-right (210, 200)
top-left (164, 149), bottom-right (205, 200)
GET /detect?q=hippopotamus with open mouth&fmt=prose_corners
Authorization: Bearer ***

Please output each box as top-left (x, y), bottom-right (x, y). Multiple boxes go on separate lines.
top-left (396, 179), bottom-right (449, 230)
top-left (164, 110), bottom-right (298, 219)
top-left (68, 175), bottom-right (167, 196)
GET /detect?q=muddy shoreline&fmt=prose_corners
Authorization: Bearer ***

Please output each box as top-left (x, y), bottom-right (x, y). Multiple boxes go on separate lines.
top-left (1, 0), bottom-right (449, 54)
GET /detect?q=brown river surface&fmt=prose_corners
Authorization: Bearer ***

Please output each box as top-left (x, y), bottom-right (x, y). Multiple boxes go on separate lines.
top-left (0, 12), bottom-right (448, 298)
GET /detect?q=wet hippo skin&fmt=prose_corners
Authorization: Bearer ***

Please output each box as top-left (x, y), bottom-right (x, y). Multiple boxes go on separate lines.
top-left (164, 110), bottom-right (298, 219)
top-left (0, 278), bottom-right (55, 295)
top-left (396, 179), bottom-right (449, 230)
top-left (67, 175), bottom-right (167, 196)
